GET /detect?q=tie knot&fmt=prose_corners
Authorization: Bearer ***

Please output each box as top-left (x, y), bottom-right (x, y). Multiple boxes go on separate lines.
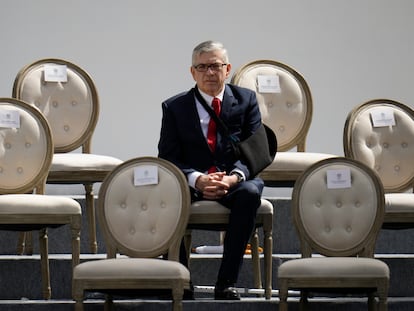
top-left (212, 98), bottom-right (221, 114)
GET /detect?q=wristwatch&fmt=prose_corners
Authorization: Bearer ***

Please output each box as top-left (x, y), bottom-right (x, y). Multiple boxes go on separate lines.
top-left (230, 171), bottom-right (244, 183)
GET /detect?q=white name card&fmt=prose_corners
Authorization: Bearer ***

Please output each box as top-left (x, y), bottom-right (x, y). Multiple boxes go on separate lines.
top-left (0, 109), bottom-right (20, 128)
top-left (134, 165), bottom-right (158, 186)
top-left (370, 108), bottom-right (395, 127)
top-left (44, 64), bottom-right (68, 82)
top-left (257, 75), bottom-right (281, 93)
top-left (327, 168), bottom-right (351, 189)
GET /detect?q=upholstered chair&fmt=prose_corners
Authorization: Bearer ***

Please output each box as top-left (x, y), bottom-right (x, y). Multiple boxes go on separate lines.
top-left (185, 198), bottom-right (274, 299)
top-left (72, 157), bottom-right (191, 311)
top-left (344, 99), bottom-right (414, 228)
top-left (231, 59), bottom-right (337, 187)
top-left (228, 59), bottom-right (339, 297)
top-left (278, 157), bottom-right (389, 311)
top-left (0, 98), bottom-right (81, 299)
top-left (12, 58), bottom-right (123, 253)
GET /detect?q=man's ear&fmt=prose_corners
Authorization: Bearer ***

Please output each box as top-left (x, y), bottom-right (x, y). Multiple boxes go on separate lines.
top-left (225, 63), bottom-right (232, 78)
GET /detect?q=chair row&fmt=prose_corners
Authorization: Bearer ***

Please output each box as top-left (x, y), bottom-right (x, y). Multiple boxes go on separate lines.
top-left (2, 59), bottom-right (273, 306)
top-left (8, 58), bottom-right (414, 262)
top-left (73, 155), bottom-right (392, 311)
top-left (0, 99), bottom-right (389, 310)
top-left (231, 59), bottom-right (414, 229)
top-left (10, 56), bottom-right (414, 256)
top-left (3, 57), bottom-right (413, 311)
top-left (0, 96), bottom-right (271, 311)
top-left (231, 59), bottom-right (414, 311)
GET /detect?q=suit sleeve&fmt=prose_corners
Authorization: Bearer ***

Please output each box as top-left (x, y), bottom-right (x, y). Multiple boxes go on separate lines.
top-left (158, 101), bottom-right (196, 176)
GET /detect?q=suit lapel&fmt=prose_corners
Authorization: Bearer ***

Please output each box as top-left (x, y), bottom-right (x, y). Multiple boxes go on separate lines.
top-left (220, 85), bottom-right (238, 118)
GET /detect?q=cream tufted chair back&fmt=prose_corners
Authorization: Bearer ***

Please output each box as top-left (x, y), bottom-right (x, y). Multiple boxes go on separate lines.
top-left (12, 58), bottom-right (97, 153)
top-left (12, 58), bottom-right (123, 254)
top-left (0, 98), bottom-right (52, 193)
top-left (97, 156), bottom-right (191, 259)
top-left (278, 157), bottom-right (389, 311)
top-left (231, 59), bottom-right (312, 151)
top-left (292, 157), bottom-right (385, 257)
top-left (0, 98), bottom-right (81, 299)
top-left (231, 60), bottom-right (337, 187)
top-left (344, 99), bottom-right (414, 229)
top-left (72, 157), bottom-right (191, 311)
top-left (344, 99), bottom-right (414, 193)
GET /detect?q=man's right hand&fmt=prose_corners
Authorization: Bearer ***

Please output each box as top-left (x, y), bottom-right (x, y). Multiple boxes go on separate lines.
top-left (195, 172), bottom-right (229, 200)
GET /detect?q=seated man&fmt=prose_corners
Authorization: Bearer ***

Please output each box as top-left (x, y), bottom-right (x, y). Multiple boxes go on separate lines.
top-left (158, 40), bottom-right (264, 300)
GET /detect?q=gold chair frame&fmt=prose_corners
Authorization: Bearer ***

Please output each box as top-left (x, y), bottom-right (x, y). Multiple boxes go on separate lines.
top-left (344, 99), bottom-right (414, 228)
top-left (72, 157), bottom-right (191, 311)
top-left (13, 58), bottom-right (122, 253)
top-left (278, 157), bottom-right (389, 311)
top-left (0, 98), bottom-right (81, 299)
top-left (231, 59), bottom-right (335, 186)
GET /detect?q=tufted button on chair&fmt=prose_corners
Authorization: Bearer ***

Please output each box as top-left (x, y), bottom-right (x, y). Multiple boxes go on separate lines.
top-left (12, 58), bottom-right (123, 253)
top-left (0, 98), bottom-right (81, 299)
top-left (231, 59), bottom-right (337, 186)
top-left (343, 99), bottom-right (414, 228)
top-left (72, 157), bottom-right (191, 311)
top-left (278, 157), bottom-right (389, 311)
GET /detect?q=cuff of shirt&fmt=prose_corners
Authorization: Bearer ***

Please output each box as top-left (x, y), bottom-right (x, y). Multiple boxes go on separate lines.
top-left (188, 171), bottom-right (203, 189)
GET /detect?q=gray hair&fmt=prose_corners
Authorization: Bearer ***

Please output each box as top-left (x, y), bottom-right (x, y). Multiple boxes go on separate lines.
top-left (192, 40), bottom-right (229, 65)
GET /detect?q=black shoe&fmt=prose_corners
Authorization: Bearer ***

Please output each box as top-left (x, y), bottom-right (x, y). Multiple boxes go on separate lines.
top-left (214, 286), bottom-right (240, 300)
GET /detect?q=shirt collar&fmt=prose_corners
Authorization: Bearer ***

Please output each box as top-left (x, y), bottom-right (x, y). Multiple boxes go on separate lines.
top-left (198, 88), bottom-right (225, 106)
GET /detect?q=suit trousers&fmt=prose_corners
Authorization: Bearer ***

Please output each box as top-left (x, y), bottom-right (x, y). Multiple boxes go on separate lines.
top-left (181, 178), bottom-right (264, 286)
top-left (216, 177), bottom-right (264, 284)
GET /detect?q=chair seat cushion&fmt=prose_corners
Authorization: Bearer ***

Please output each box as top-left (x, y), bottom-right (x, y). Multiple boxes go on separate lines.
top-left (73, 258), bottom-right (190, 280)
top-left (278, 257), bottom-right (390, 278)
top-left (0, 194), bottom-right (81, 214)
top-left (385, 193), bottom-right (414, 213)
top-left (191, 200), bottom-right (229, 215)
top-left (190, 199), bottom-right (272, 216)
top-left (51, 154), bottom-right (123, 171)
top-left (267, 152), bottom-right (338, 172)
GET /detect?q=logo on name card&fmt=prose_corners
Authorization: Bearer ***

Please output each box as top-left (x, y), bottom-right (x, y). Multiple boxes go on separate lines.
top-left (44, 64), bottom-right (68, 82)
top-left (134, 165), bottom-right (158, 186)
top-left (327, 168), bottom-right (351, 189)
top-left (0, 109), bottom-right (20, 128)
top-left (257, 75), bottom-right (281, 93)
top-left (370, 107), bottom-right (395, 127)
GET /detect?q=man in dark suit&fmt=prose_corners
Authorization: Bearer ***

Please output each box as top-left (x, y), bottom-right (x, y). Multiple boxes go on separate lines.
top-left (158, 40), bottom-right (264, 300)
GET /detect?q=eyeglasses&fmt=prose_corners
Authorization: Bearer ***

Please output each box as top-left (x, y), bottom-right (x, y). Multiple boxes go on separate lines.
top-left (193, 63), bottom-right (227, 72)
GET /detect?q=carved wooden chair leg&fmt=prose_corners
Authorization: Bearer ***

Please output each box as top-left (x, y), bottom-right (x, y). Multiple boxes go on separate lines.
top-left (39, 228), bottom-right (51, 299)
top-left (84, 183), bottom-right (98, 254)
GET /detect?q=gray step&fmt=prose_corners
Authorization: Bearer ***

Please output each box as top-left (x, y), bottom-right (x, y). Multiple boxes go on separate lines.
top-left (0, 253), bottom-right (413, 300)
top-left (0, 297), bottom-right (412, 311)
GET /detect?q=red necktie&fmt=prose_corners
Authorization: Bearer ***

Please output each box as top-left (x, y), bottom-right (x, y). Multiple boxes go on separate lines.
top-left (207, 97), bottom-right (221, 173)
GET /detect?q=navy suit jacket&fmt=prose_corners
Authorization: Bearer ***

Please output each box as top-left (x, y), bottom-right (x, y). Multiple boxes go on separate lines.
top-left (158, 84), bottom-right (262, 181)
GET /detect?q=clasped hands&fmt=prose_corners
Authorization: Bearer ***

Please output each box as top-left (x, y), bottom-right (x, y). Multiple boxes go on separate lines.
top-left (195, 172), bottom-right (239, 200)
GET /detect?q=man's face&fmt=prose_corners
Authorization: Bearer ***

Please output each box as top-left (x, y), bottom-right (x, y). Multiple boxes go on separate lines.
top-left (191, 50), bottom-right (231, 97)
